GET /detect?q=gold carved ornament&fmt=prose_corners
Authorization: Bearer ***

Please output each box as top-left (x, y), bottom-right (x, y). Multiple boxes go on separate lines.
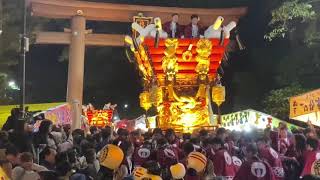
top-left (195, 39), bottom-right (212, 81)
top-left (196, 84), bottom-right (207, 100)
top-left (139, 91), bottom-right (152, 111)
top-left (165, 84), bottom-right (209, 130)
top-left (135, 53), bottom-right (148, 79)
top-left (150, 85), bottom-right (163, 106)
top-left (124, 36), bottom-right (149, 79)
top-left (139, 45), bottom-right (153, 77)
top-left (162, 39), bottom-right (179, 82)
top-left (182, 44), bottom-right (193, 61)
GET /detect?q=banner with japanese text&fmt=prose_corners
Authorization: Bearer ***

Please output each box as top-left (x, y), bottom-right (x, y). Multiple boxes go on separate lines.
top-left (289, 89), bottom-right (320, 119)
top-left (220, 109), bottom-right (298, 131)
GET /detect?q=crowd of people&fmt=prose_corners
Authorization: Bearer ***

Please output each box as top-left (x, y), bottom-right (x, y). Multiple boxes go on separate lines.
top-left (1, 109), bottom-right (320, 180)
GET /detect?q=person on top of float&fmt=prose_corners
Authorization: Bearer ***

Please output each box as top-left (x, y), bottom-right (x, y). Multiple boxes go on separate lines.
top-left (163, 13), bottom-right (183, 38)
top-left (184, 14), bottom-right (204, 38)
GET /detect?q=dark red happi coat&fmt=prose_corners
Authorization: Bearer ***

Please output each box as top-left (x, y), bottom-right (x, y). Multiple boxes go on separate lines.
top-left (162, 21), bottom-right (183, 38)
top-left (301, 150), bottom-right (320, 177)
top-left (133, 145), bottom-right (153, 166)
top-left (205, 147), bottom-right (215, 162)
top-left (232, 156), bottom-right (242, 173)
top-left (183, 23), bottom-right (205, 38)
top-left (168, 138), bottom-right (182, 149)
top-left (225, 140), bottom-right (237, 156)
top-left (233, 157), bottom-right (277, 180)
top-left (211, 149), bottom-right (237, 179)
top-left (259, 145), bottom-right (285, 180)
top-left (156, 145), bottom-right (179, 168)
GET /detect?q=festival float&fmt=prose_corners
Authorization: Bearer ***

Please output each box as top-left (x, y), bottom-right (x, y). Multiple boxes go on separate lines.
top-left (125, 15), bottom-right (237, 132)
top-left (82, 103), bottom-right (115, 128)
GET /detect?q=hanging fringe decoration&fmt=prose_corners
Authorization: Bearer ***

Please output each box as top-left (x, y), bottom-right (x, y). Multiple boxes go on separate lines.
top-left (219, 27), bottom-right (225, 46)
top-left (235, 29), bottom-right (245, 50)
top-left (218, 66), bottom-right (224, 75)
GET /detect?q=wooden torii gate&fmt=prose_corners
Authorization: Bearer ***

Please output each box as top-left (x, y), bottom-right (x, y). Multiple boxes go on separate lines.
top-left (29, 0), bottom-right (247, 130)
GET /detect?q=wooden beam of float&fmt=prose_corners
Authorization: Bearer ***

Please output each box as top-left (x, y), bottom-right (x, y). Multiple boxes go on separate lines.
top-left (30, 0), bottom-right (247, 26)
top-left (35, 32), bottom-right (125, 46)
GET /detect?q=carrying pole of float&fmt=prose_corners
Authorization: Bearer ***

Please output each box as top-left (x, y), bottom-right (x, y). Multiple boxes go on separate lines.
top-left (67, 14), bottom-right (86, 130)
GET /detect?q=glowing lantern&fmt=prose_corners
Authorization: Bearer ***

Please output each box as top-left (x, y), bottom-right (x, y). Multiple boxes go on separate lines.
top-left (140, 91), bottom-right (152, 111)
top-left (212, 86), bottom-right (225, 106)
top-left (212, 85), bottom-right (225, 125)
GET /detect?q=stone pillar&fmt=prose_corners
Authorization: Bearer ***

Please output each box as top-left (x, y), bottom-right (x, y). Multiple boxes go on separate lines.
top-left (67, 15), bottom-right (86, 130)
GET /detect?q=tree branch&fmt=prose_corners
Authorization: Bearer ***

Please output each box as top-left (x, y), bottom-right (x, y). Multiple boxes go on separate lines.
top-left (306, 0), bottom-right (320, 4)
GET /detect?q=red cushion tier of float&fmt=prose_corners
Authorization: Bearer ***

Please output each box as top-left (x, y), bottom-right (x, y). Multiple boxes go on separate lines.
top-left (153, 62), bottom-right (220, 71)
top-left (150, 54), bottom-right (223, 62)
top-left (142, 38), bottom-right (228, 77)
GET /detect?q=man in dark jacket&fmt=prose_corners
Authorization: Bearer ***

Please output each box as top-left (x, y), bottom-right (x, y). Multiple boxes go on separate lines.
top-left (163, 13), bottom-right (183, 38)
top-left (184, 14), bottom-right (204, 38)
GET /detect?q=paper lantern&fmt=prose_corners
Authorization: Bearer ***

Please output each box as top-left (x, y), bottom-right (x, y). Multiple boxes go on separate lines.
top-left (99, 144), bottom-right (124, 170)
top-left (187, 152), bottom-right (207, 173)
top-left (170, 163), bottom-right (186, 179)
top-left (139, 91), bottom-right (152, 111)
top-left (212, 85), bottom-right (225, 106)
top-left (133, 167), bottom-right (148, 179)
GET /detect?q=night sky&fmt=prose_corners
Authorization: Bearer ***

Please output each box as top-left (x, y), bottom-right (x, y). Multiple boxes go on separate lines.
top-left (22, 0), bottom-right (273, 118)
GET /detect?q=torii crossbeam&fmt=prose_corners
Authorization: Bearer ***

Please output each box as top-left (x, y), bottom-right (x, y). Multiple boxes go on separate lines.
top-left (29, 0), bottom-right (247, 130)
